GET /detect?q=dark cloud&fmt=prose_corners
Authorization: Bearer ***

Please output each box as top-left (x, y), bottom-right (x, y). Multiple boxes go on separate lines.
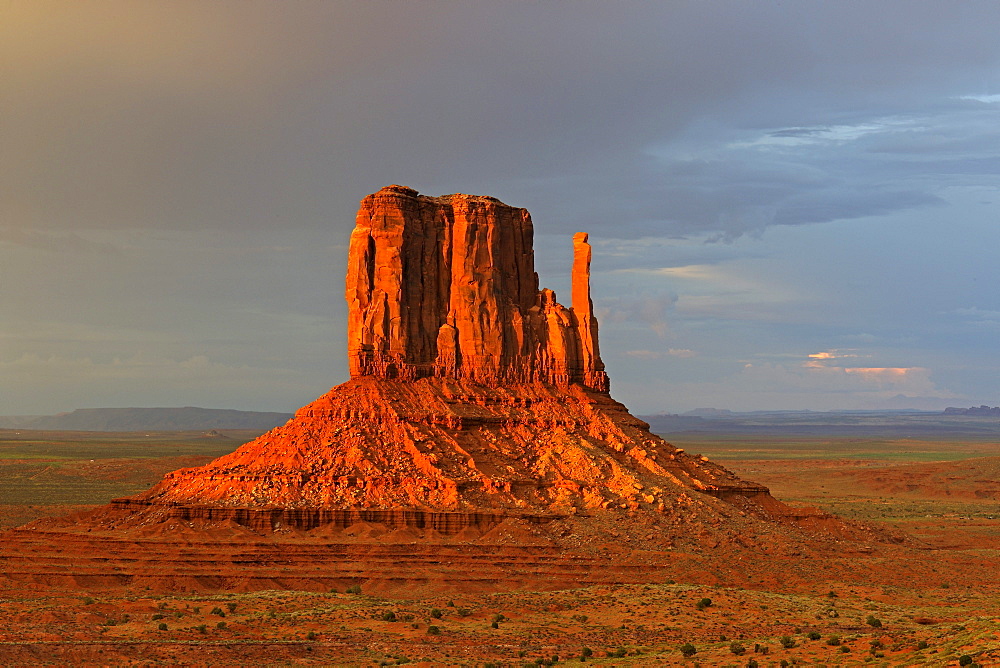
top-left (6, 1), bottom-right (1000, 236)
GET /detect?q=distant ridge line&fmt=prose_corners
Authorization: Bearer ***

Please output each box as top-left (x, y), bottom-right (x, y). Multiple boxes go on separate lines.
top-left (0, 407), bottom-right (293, 432)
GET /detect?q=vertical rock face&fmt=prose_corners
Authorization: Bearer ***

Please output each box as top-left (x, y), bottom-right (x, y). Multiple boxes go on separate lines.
top-left (346, 185), bottom-right (609, 392)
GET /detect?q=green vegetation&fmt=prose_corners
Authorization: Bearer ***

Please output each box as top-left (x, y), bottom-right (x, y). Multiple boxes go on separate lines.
top-left (666, 433), bottom-right (1000, 463)
top-left (0, 430), bottom-right (252, 511)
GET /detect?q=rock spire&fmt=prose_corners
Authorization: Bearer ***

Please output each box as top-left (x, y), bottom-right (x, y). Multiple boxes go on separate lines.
top-left (346, 185), bottom-right (608, 392)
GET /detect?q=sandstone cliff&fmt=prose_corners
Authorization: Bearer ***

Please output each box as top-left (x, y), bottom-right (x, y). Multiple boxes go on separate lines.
top-left (347, 185), bottom-right (608, 392)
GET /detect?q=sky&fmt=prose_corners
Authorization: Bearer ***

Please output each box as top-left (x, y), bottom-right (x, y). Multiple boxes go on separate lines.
top-left (4, 1), bottom-right (1000, 415)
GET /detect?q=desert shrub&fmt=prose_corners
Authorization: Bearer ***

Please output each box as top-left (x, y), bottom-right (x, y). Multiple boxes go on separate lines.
top-left (400, 613), bottom-right (414, 622)
top-left (572, 613), bottom-right (588, 623)
top-left (916, 640), bottom-right (929, 650)
top-left (151, 614), bottom-right (165, 621)
top-left (608, 648), bottom-right (627, 658)
top-left (491, 613), bottom-right (506, 623)
top-left (746, 660), bottom-right (759, 668)
top-left (430, 608), bottom-right (443, 619)
top-left (490, 621), bottom-right (499, 629)
top-left (865, 614), bottom-right (882, 628)
top-left (807, 631), bottom-right (821, 640)
top-left (195, 624), bottom-right (207, 634)
top-left (826, 634), bottom-right (841, 646)
top-left (226, 602), bottom-right (237, 612)
top-left (82, 597), bottom-right (94, 605)
top-left (695, 597), bottom-right (712, 610)
top-left (958, 656), bottom-right (973, 666)
top-left (869, 639), bottom-right (884, 651)
top-left (730, 642), bottom-right (746, 655)
top-left (456, 608), bottom-right (471, 617)
top-left (157, 622), bottom-right (167, 631)
top-left (211, 607), bottom-right (225, 617)
top-left (779, 635), bottom-right (795, 648)
top-left (307, 631), bottom-right (317, 640)
top-left (346, 584), bottom-right (362, 595)
top-left (381, 611), bottom-right (397, 622)
top-left (216, 621), bottom-right (226, 630)
top-left (679, 643), bottom-right (696, 657)
top-left (839, 645), bottom-right (850, 653)
top-left (427, 625), bottom-right (440, 635)
top-left (580, 647), bottom-right (593, 658)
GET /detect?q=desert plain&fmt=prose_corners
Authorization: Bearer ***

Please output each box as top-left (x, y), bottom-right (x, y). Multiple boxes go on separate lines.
top-left (1, 425), bottom-right (997, 666)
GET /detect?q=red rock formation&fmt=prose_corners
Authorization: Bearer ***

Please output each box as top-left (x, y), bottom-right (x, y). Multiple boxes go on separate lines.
top-left (347, 185), bottom-right (608, 391)
top-left (67, 186), bottom-right (821, 534)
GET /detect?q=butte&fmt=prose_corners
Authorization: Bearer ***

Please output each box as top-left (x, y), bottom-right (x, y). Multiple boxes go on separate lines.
top-left (4, 186), bottom-right (885, 594)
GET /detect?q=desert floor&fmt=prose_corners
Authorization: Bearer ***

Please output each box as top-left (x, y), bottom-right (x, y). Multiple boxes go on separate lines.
top-left (0, 429), bottom-right (997, 666)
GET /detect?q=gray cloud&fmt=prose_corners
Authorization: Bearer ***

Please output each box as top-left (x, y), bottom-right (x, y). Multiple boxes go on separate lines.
top-left (6, 2), bottom-right (1000, 413)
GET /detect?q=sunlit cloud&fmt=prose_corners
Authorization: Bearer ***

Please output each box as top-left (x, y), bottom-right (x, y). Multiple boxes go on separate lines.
top-left (795, 350), bottom-right (943, 394)
top-left (804, 349), bottom-right (862, 367)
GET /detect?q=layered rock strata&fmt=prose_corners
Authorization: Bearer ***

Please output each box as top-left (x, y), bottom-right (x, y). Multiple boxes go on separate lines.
top-left (347, 185), bottom-right (608, 391)
top-left (120, 377), bottom-right (768, 520)
top-left (82, 186), bottom-right (810, 533)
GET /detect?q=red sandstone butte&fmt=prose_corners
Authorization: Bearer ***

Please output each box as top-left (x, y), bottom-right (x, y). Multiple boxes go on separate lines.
top-left (346, 185), bottom-right (608, 391)
top-left (77, 186), bottom-right (822, 533)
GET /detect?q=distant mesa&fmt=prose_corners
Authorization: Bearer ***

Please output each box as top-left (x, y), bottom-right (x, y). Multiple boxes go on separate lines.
top-left (38, 186), bottom-right (837, 540)
top-left (944, 405), bottom-right (1000, 416)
